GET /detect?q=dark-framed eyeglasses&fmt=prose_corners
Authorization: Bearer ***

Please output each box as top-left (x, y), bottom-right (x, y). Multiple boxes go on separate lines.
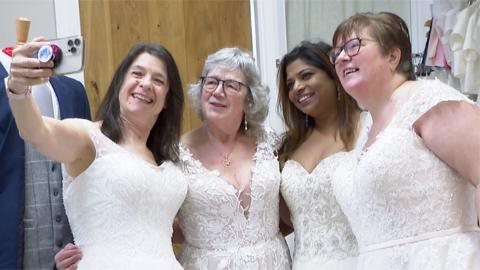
top-left (201, 76), bottom-right (249, 94)
top-left (328, 37), bottom-right (376, 65)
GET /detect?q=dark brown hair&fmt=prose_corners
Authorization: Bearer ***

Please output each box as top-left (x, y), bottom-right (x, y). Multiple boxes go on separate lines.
top-left (277, 41), bottom-right (360, 166)
top-left (332, 12), bottom-right (416, 80)
top-left (96, 43), bottom-right (184, 164)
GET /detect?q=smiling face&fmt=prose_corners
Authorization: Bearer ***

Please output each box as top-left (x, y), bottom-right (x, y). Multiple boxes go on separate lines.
top-left (286, 58), bottom-right (337, 119)
top-left (201, 66), bottom-right (249, 128)
top-left (119, 52), bottom-right (169, 121)
top-left (333, 29), bottom-right (392, 105)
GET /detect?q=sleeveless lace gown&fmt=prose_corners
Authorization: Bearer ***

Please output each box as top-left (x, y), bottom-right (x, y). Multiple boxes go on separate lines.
top-left (63, 120), bottom-right (187, 269)
top-left (281, 113), bottom-right (371, 270)
top-left (333, 80), bottom-right (480, 269)
top-left (178, 128), bottom-right (292, 270)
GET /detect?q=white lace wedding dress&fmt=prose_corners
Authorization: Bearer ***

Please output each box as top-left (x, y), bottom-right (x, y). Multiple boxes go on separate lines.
top-left (281, 156), bottom-right (358, 270)
top-left (333, 80), bottom-right (480, 269)
top-left (178, 128), bottom-right (292, 270)
top-left (280, 113), bottom-right (371, 270)
top-left (63, 120), bottom-right (187, 269)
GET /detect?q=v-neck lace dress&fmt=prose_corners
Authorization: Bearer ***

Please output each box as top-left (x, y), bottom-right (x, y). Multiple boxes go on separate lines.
top-left (63, 120), bottom-right (187, 269)
top-left (177, 128), bottom-right (291, 270)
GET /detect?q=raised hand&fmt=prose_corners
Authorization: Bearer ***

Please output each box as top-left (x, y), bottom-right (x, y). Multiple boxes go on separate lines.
top-left (7, 37), bottom-right (53, 95)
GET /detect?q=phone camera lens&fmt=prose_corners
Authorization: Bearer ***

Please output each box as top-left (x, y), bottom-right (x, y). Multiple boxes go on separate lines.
top-left (69, 47), bottom-right (77, 54)
top-left (67, 39), bottom-right (74, 46)
top-left (74, 38), bottom-right (81, 46)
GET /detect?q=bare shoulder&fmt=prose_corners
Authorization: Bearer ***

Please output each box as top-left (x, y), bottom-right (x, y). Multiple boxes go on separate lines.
top-left (180, 128), bottom-right (203, 150)
top-left (414, 100), bottom-right (479, 136)
top-left (238, 133), bottom-right (257, 154)
top-left (412, 99), bottom-right (480, 186)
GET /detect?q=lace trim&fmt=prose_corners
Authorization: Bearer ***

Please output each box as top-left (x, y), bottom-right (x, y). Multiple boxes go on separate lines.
top-left (180, 126), bottom-right (279, 174)
top-left (357, 81), bottom-right (469, 159)
top-left (392, 80), bottom-right (472, 129)
top-left (179, 126), bottom-right (279, 219)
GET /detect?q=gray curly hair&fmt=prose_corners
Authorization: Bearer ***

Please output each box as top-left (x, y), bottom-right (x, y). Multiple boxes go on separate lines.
top-left (188, 47), bottom-right (269, 137)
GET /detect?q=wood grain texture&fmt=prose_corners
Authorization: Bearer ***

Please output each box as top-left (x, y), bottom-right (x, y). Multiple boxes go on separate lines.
top-left (79, 0), bottom-right (252, 131)
top-left (79, 0), bottom-right (115, 118)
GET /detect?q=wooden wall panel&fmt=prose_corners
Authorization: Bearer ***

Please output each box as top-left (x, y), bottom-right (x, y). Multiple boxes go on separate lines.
top-left (109, 1), bottom-right (150, 65)
top-left (145, 1), bottom-right (190, 131)
top-left (79, 0), bottom-right (115, 117)
top-left (79, 0), bottom-right (251, 132)
top-left (183, 0), bottom-right (252, 130)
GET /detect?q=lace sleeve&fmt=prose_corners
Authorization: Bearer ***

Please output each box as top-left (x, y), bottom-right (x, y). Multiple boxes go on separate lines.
top-left (178, 143), bottom-right (192, 173)
top-left (79, 120), bottom-right (112, 159)
top-left (178, 143), bottom-right (206, 176)
top-left (62, 119), bottom-right (103, 184)
top-left (254, 126), bottom-right (281, 161)
top-left (396, 80), bottom-right (473, 129)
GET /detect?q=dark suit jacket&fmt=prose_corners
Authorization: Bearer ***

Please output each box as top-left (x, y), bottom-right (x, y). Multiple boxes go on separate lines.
top-left (0, 63), bottom-right (91, 269)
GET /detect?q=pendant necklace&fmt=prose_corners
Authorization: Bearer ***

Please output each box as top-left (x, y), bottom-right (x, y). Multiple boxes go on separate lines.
top-left (221, 142), bottom-right (236, 168)
top-left (223, 144), bottom-right (235, 168)
top-left (205, 126), bottom-right (237, 168)
top-left (223, 153), bottom-right (232, 167)
top-left (210, 139), bottom-right (236, 168)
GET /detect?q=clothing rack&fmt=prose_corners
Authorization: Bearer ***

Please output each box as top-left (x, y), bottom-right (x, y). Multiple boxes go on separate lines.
top-left (413, 52), bottom-right (432, 77)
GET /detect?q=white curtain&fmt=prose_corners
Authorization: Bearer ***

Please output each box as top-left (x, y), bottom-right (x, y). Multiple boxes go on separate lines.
top-left (285, 0), bottom-right (412, 49)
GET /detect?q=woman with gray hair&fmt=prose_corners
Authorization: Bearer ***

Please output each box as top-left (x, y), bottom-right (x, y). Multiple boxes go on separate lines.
top-left (177, 47), bottom-right (291, 269)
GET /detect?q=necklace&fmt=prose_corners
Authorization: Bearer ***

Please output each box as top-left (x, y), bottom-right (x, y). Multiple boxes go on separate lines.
top-left (222, 153), bottom-right (232, 167)
top-left (206, 132), bottom-right (236, 168)
top-left (218, 142), bottom-right (236, 168)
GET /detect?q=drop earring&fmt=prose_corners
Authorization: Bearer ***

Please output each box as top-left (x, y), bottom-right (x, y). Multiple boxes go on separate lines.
top-left (244, 116), bottom-right (248, 131)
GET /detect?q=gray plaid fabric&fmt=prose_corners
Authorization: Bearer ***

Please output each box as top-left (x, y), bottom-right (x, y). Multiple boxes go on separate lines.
top-left (22, 85), bottom-right (73, 269)
top-left (23, 143), bottom-right (73, 270)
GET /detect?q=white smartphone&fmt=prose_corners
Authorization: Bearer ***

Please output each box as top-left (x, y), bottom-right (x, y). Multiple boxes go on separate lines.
top-left (39, 35), bottom-right (85, 75)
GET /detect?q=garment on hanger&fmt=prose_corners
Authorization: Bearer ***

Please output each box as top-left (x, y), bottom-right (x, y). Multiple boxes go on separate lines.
top-left (426, 0), bottom-right (480, 98)
top-left (426, 17), bottom-right (449, 68)
top-left (450, 1), bottom-right (480, 95)
top-left (432, 0), bottom-right (468, 66)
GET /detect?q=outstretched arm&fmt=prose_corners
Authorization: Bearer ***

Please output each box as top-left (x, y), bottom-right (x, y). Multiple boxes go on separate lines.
top-left (6, 39), bottom-right (94, 175)
top-left (414, 100), bottom-right (480, 217)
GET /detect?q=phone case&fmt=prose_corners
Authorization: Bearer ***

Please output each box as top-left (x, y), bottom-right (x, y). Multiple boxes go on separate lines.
top-left (46, 35), bottom-right (84, 75)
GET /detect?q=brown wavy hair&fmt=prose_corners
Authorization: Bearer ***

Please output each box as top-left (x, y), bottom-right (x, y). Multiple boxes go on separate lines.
top-left (96, 43), bottom-right (184, 164)
top-left (277, 41), bottom-right (360, 166)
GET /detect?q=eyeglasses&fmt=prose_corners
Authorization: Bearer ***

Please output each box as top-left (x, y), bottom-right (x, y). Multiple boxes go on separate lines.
top-left (328, 37), bottom-right (376, 65)
top-left (201, 76), bottom-right (249, 95)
